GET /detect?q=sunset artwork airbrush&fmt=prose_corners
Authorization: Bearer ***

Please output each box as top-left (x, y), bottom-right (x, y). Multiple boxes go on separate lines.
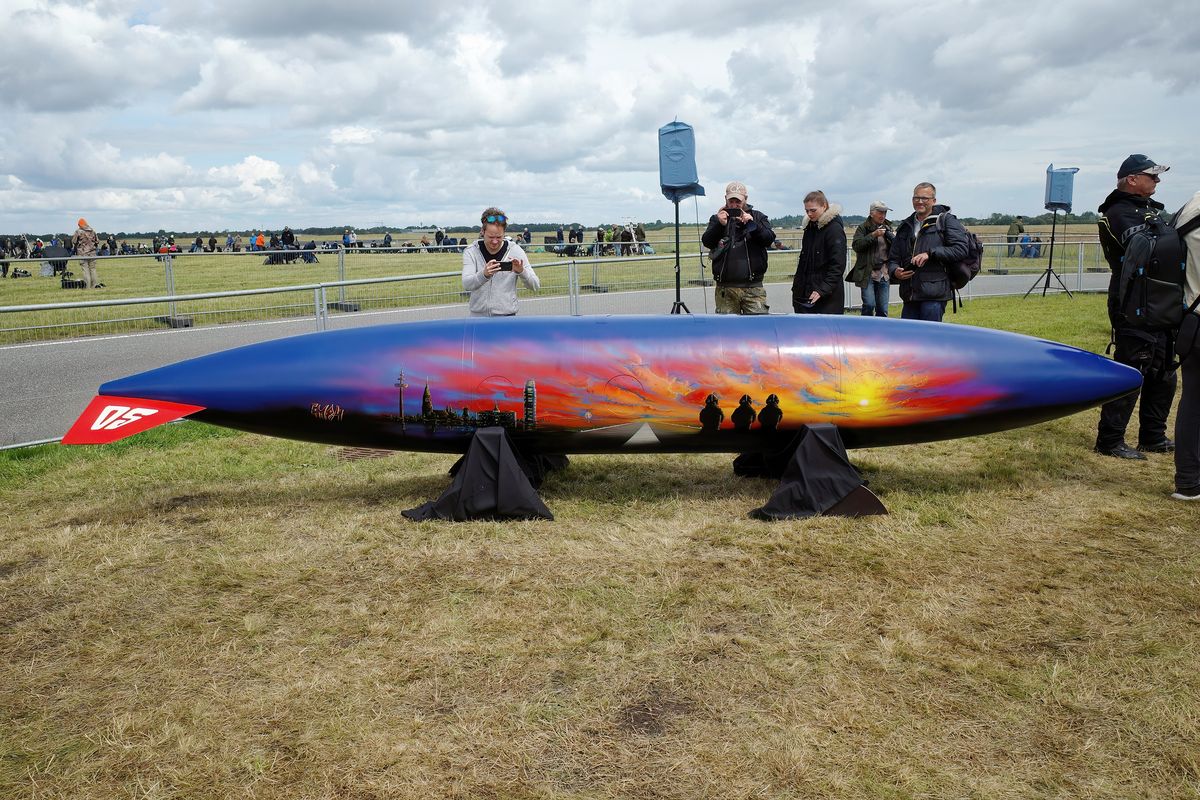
top-left (63, 315), bottom-right (1141, 453)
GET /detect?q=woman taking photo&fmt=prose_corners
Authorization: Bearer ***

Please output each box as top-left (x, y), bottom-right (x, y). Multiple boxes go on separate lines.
top-left (792, 190), bottom-right (846, 314)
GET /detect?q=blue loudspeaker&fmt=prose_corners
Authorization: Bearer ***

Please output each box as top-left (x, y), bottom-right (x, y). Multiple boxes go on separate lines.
top-left (1044, 164), bottom-right (1079, 212)
top-left (659, 121), bottom-right (705, 203)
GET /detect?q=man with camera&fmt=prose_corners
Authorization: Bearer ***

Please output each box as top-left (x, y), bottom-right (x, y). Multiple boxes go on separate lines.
top-left (462, 207), bottom-right (540, 317)
top-left (1094, 154), bottom-right (1176, 460)
top-left (701, 181), bottom-right (777, 314)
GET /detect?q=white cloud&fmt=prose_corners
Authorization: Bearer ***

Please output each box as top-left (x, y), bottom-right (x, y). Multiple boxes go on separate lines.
top-left (329, 127), bottom-right (379, 145)
top-left (2, 0), bottom-right (1199, 234)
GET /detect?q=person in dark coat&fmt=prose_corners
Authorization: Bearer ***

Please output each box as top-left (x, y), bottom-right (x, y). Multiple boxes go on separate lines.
top-left (1094, 153), bottom-right (1176, 460)
top-left (887, 182), bottom-right (969, 322)
top-left (701, 181), bottom-right (777, 314)
top-left (792, 190), bottom-right (846, 314)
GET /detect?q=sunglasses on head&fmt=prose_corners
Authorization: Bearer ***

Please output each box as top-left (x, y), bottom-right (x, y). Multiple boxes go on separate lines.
top-left (484, 214), bottom-right (507, 224)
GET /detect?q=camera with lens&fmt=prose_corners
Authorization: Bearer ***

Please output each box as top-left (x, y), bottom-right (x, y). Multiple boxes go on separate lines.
top-left (724, 207), bottom-right (744, 221)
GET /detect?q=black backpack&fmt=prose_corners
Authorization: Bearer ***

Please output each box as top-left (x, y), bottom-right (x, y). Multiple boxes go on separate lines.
top-left (934, 213), bottom-right (983, 290)
top-left (1111, 212), bottom-right (1198, 331)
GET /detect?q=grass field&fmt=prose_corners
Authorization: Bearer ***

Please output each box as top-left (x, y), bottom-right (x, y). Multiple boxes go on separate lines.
top-left (1, 224), bottom-right (1105, 346)
top-left (2, 294), bottom-right (1197, 798)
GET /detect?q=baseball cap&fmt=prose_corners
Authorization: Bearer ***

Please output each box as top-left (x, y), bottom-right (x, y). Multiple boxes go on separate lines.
top-left (1117, 154), bottom-right (1169, 179)
top-left (869, 200), bottom-right (891, 213)
top-left (724, 181), bottom-right (748, 202)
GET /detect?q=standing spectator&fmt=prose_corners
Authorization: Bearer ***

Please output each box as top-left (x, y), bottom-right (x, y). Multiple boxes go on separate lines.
top-left (342, 228), bottom-right (352, 248)
top-left (225, 233), bottom-right (235, 251)
top-left (189, 237), bottom-right (203, 253)
top-left (1173, 189), bottom-right (1200, 500)
top-left (232, 233), bottom-right (243, 252)
top-left (383, 231), bottom-right (393, 248)
top-left (887, 182), bottom-right (969, 322)
top-left (1094, 153), bottom-right (1175, 459)
top-left (791, 190), bottom-right (846, 315)
top-left (522, 227), bottom-right (532, 244)
top-left (556, 224), bottom-right (565, 243)
top-left (849, 201), bottom-right (894, 317)
top-left (1007, 216), bottom-right (1024, 257)
top-left (700, 180), bottom-right (776, 315)
top-left (435, 227), bottom-right (445, 248)
top-left (71, 218), bottom-right (101, 288)
top-left (348, 229), bottom-right (358, 249)
top-left (281, 226), bottom-right (296, 248)
top-left (462, 207), bottom-right (539, 316)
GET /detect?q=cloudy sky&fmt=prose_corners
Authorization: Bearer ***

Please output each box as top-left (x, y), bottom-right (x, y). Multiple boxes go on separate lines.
top-left (3, 0), bottom-right (1199, 234)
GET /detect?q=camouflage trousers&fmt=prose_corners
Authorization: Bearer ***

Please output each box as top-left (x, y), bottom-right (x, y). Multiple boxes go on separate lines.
top-left (715, 285), bottom-right (769, 315)
top-left (78, 259), bottom-right (98, 288)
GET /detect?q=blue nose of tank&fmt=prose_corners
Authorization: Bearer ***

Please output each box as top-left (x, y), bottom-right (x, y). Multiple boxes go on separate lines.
top-left (1023, 341), bottom-right (1142, 408)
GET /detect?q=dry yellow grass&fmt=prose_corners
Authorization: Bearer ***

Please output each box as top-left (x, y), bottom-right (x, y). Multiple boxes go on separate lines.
top-left (2, 296), bottom-right (1198, 799)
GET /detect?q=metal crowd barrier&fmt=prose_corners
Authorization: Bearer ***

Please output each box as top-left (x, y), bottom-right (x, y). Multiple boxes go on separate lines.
top-left (1, 240), bottom-right (1106, 346)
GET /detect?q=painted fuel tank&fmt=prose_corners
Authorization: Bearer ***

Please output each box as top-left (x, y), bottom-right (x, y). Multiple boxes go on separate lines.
top-left (63, 315), bottom-right (1141, 453)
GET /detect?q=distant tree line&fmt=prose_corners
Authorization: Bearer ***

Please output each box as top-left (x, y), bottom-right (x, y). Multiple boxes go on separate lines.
top-left (1, 210), bottom-right (1104, 242)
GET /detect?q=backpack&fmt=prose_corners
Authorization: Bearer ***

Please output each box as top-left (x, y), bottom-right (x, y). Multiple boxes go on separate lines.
top-left (1110, 211), bottom-right (1198, 331)
top-left (934, 214), bottom-right (983, 290)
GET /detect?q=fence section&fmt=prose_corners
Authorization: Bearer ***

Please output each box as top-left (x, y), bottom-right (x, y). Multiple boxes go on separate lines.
top-left (1, 240), bottom-right (1107, 346)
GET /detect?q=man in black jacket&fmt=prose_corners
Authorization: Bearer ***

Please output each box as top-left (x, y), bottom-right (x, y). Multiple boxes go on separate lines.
top-left (887, 182), bottom-right (968, 321)
top-left (701, 181), bottom-right (777, 314)
top-left (1094, 154), bottom-right (1176, 460)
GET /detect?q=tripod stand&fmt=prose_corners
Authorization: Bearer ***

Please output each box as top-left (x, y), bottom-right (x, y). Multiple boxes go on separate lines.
top-left (670, 199), bottom-right (690, 314)
top-left (1023, 208), bottom-right (1073, 299)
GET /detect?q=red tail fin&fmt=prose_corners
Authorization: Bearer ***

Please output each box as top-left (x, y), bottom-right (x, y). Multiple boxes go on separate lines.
top-left (62, 395), bottom-right (206, 445)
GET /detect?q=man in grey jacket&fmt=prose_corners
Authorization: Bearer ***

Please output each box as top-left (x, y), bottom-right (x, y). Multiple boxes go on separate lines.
top-left (462, 207), bottom-right (539, 316)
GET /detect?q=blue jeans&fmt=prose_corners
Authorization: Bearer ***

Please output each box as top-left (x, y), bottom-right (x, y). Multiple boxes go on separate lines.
top-left (861, 280), bottom-right (889, 317)
top-left (901, 300), bottom-right (946, 322)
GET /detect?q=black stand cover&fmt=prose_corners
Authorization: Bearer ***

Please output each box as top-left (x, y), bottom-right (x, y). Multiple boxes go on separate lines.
top-left (402, 427), bottom-right (555, 521)
top-left (745, 424), bottom-right (887, 520)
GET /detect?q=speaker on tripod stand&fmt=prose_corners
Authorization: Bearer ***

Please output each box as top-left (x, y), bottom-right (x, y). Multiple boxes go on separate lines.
top-left (1025, 163), bottom-right (1080, 299)
top-left (658, 120), bottom-right (706, 314)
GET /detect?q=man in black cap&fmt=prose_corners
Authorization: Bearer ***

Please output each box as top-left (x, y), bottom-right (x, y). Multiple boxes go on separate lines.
top-left (1094, 154), bottom-right (1176, 459)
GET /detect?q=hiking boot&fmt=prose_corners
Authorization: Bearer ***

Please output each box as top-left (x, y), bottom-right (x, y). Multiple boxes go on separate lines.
top-left (1170, 486), bottom-right (1200, 501)
top-left (1137, 438), bottom-right (1175, 453)
top-left (1095, 442), bottom-right (1147, 460)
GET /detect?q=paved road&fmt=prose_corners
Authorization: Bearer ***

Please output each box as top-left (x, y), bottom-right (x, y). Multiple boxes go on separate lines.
top-left (1, 273), bottom-right (1103, 447)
